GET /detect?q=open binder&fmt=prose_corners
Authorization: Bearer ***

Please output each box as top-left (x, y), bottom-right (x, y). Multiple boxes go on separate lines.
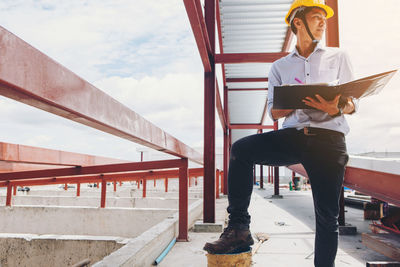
top-left (272, 69), bottom-right (397, 109)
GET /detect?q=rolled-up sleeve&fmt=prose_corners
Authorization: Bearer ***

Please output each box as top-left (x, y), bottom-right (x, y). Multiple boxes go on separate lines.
top-left (339, 50), bottom-right (359, 113)
top-left (267, 63), bottom-right (281, 121)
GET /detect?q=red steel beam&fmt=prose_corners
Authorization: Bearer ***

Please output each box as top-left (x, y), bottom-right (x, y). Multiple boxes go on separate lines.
top-left (0, 162), bottom-right (68, 172)
top-left (215, 53), bottom-right (289, 64)
top-left (229, 124), bottom-right (275, 130)
top-left (193, 0), bottom-right (212, 54)
top-left (288, 164), bottom-right (400, 207)
top-left (0, 167), bottom-right (204, 187)
top-left (0, 159), bottom-right (186, 182)
top-left (0, 26), bottom-right (202, 165)
top-left (183, 0), bottom-right (212, 72)
top-left (216, 0), bottom-right (227, 87)
top-left (216, 82), bottom-right (227, 132)
top-left (344, 167), bottom-right (400, 206)
top-left (226, 78), bottom-right (268, 83)
top-left (0, 142), bottom-right (128, 166)
top-left (228, 88), bottom-right (268, 91)
top-left (223, 86), bottom-right (229, 195)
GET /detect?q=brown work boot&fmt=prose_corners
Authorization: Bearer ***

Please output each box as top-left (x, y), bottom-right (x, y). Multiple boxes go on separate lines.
top-left (203, 227), bottom-right (254, 254)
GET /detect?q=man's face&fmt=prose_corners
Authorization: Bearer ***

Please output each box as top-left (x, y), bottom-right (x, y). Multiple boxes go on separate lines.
top-left (295, 7), bottom-right (327, 40)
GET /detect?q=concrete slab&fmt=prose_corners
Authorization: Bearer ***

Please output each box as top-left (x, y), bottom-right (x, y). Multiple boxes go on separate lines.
top-left (159, 184), bottom-right (393, 267)
top-left (0, 195), bottom-right (197, 208)
top-left (93, 199), bottom-right (203, 267)
top-left (0, 206), bottom-right (175, 238)
top-left (0, 233), bottom-right (127, 267)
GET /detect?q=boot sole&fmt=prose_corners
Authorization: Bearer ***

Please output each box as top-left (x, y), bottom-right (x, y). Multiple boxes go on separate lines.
top-left (203, 238), bottom-right (254, 254)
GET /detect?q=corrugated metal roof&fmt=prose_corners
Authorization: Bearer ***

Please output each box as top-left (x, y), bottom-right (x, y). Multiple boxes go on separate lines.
top-left (219, 0), bottom-right (293, 142)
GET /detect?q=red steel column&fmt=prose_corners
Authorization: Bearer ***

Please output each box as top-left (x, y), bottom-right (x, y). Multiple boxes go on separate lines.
top-left (142, 179), bottom-right (147, 198)
top-left (203, 0), bottom-right (216, 223)
top-left (215, 169), bottom-right (220, 199)
top-left (13, 185), bottom-right (17, 196)
top-left (325, 0), bottom-right (339, 47)
top-left (268, 166), bottom-right (270, 183)
top-left (165, 177), bottom-right (168, 192)
top-left (64, 183), bottom-right (68, 190)
top-left (6, 182), bottom-right (12, 206)
top-left (178, 158), bottom-right (189, 241)
top-left (326, 0), bottom-right (344, 225)
top-left (77, 182), bottom-right (81, 197)
top-left (100, 176), bottom-right (106, 208)
top-left (223, 86), bottom-right (229, 195)
top-left (114, 180), bottom-right (117, 192)
top-left (220, 171), bottom-right (224, 194)
top-left (154, 178), bottom-right (156, 188)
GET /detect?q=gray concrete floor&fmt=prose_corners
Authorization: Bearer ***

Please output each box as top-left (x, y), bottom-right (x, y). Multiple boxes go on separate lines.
top-left (160, 184), bottom-right (392, 267)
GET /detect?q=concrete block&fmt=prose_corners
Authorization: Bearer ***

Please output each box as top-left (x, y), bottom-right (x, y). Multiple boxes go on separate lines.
top-left (269, 195), bottom-right (283, 199)
top-left (339, 225), bottom-right (358, 235)
top-left (93, 199), bottom-right (203, 267)
top-left (0, 206), bottom-right (175, 238)
top-left (193, 221), bottom-right (224, 233)
top-left (0, 234), bottom-right (127, 267)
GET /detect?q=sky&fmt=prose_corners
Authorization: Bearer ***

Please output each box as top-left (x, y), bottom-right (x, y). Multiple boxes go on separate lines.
top-left (0, 0), bottom-right (399, 164)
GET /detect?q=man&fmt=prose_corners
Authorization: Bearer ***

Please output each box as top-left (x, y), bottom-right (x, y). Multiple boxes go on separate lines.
top-left (203, 1), bottom-right (357, 266)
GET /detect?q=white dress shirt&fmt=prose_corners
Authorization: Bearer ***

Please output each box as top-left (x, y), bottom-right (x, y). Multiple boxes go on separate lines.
top-left (267, 42), bottom-right (356, 135)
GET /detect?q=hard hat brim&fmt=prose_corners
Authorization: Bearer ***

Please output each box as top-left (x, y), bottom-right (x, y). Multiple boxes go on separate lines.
top-left (285, 4), bottom-right (334, 25)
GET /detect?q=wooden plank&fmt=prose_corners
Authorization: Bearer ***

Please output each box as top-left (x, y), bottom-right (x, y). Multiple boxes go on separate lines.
top-left (366, 262), bottom-right (400, 267)
top-left (362, 233), bottom-right (400, 261)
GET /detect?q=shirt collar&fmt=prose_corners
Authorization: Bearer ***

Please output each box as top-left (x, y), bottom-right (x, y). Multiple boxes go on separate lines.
top-left (290, 42), bottom-right (326, 58)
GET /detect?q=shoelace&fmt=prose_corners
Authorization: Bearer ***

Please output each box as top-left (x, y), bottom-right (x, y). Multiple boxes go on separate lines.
top-left (219, 227), bottom-right (235, 239)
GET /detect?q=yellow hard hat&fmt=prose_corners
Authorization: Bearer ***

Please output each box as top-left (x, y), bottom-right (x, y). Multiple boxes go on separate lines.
top-left (285, 0), bottom-right (334, 25)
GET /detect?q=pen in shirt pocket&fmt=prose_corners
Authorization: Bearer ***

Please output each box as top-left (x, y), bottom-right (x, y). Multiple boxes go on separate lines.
top-left (295, 77), bottom-right (304, 84)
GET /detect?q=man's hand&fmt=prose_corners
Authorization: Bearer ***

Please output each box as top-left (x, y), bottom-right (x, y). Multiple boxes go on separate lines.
top-left (302, 94), bottom-right (340, 116)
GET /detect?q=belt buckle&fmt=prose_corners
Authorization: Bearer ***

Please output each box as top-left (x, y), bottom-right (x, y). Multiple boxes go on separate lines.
top-left (303, 127), bottom-right (316, 136)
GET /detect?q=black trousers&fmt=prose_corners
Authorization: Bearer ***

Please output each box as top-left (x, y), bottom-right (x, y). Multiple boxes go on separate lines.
top-left (227, 127), bottom-right (349, 267)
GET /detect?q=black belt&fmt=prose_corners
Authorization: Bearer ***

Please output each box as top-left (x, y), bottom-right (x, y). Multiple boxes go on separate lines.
top-left (300, 127), bottom-right (344, 137)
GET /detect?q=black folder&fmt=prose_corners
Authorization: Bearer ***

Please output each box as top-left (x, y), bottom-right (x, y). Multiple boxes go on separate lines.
top-left (272, 69), bottom-right (397, 109)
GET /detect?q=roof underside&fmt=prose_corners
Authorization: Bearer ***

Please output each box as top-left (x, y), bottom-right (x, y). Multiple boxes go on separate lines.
top-left (219, 0), bottom-right (293, 142)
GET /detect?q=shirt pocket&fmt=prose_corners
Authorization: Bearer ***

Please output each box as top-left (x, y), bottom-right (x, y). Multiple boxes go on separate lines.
top-left (318, 68), bottom-right (338, 83)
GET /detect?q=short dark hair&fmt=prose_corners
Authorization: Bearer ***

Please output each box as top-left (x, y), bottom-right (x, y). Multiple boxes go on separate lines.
top-left (289, 7), bottom-right (310, 34)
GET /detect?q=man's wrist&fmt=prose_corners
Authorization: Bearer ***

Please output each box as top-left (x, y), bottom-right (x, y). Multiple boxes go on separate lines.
top-left (328, 106), bottom-right (340, 116)
top-left (330, 106), bottom-right (343, 117)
